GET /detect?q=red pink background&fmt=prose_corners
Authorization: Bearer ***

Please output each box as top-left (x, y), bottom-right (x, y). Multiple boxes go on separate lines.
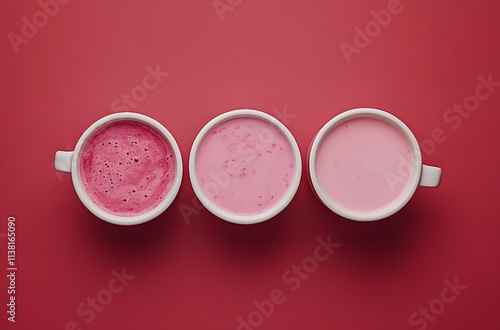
top-left (1, 0), bottom-right (499, 329)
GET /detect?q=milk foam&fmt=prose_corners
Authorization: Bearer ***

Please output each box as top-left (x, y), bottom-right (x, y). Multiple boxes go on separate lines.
top-left (79, 121), bottom-right (176, 216)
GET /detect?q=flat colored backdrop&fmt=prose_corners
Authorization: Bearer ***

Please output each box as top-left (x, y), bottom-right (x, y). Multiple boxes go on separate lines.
top-left (1, 0), bottom-right (499, 329)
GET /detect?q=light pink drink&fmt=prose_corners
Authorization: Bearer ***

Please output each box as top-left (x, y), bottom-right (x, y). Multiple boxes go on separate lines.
top-left (315, 117), bottom-right (413, 213)
top-left (79, 120), bottom-right (176, 216)
top-left (195, 117), bottom-right (295, 215)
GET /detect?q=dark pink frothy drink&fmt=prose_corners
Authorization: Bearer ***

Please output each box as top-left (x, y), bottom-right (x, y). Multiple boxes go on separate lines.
top-left (79, 120), bottom-right (176, 216)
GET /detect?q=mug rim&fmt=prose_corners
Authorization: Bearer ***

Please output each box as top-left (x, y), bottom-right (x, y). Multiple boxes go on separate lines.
top-left (308, 108), bottom-right (422, 221)
top-left (71, 112), bottom-right (183, 226)
top-left (189, 109), bottom-right (302, 225)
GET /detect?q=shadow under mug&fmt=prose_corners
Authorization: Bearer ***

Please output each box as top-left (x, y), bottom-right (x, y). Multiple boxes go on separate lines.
top-left (308, 108), bottom-right (442, 221)
top-left (54, 112), bottom-right (183, 225)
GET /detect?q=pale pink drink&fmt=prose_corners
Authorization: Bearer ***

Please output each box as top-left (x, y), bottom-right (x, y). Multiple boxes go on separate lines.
top-left (195, 117), bottom-right (295, 216)
top-left (314, 117), bottom-right (414, 214)
top-left (79, 120), bottom-right (176, 217)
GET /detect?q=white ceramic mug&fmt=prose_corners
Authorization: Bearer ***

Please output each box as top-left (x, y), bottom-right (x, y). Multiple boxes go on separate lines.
top-left (308, 108), bottom-right (441, 221)
top-left (189, 109), bottom-right (302, 224)
top-left (54, 112), bottom-right (182, 225)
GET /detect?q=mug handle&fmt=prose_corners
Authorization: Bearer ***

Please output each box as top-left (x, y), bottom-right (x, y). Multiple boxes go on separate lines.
top-left (419, 165), bottom-right (441, 187)
top-left (54, 151), bottom-right (73, 173)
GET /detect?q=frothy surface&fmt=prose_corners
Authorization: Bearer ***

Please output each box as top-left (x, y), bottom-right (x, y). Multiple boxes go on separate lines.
top-left (315, 118), bottom-right (413, 213)
top-left (79, 120), bottom-right (176, 217)
top-left (195, 117), bottom-right (295, 215)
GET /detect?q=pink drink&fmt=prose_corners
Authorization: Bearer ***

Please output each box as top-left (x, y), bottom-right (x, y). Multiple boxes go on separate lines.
top-left (79, 120), bottom-right (176, 216)
top-left (315, 118), bottom-right (413, 212)
top-left (195, 117), bottom-right (295, 215)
